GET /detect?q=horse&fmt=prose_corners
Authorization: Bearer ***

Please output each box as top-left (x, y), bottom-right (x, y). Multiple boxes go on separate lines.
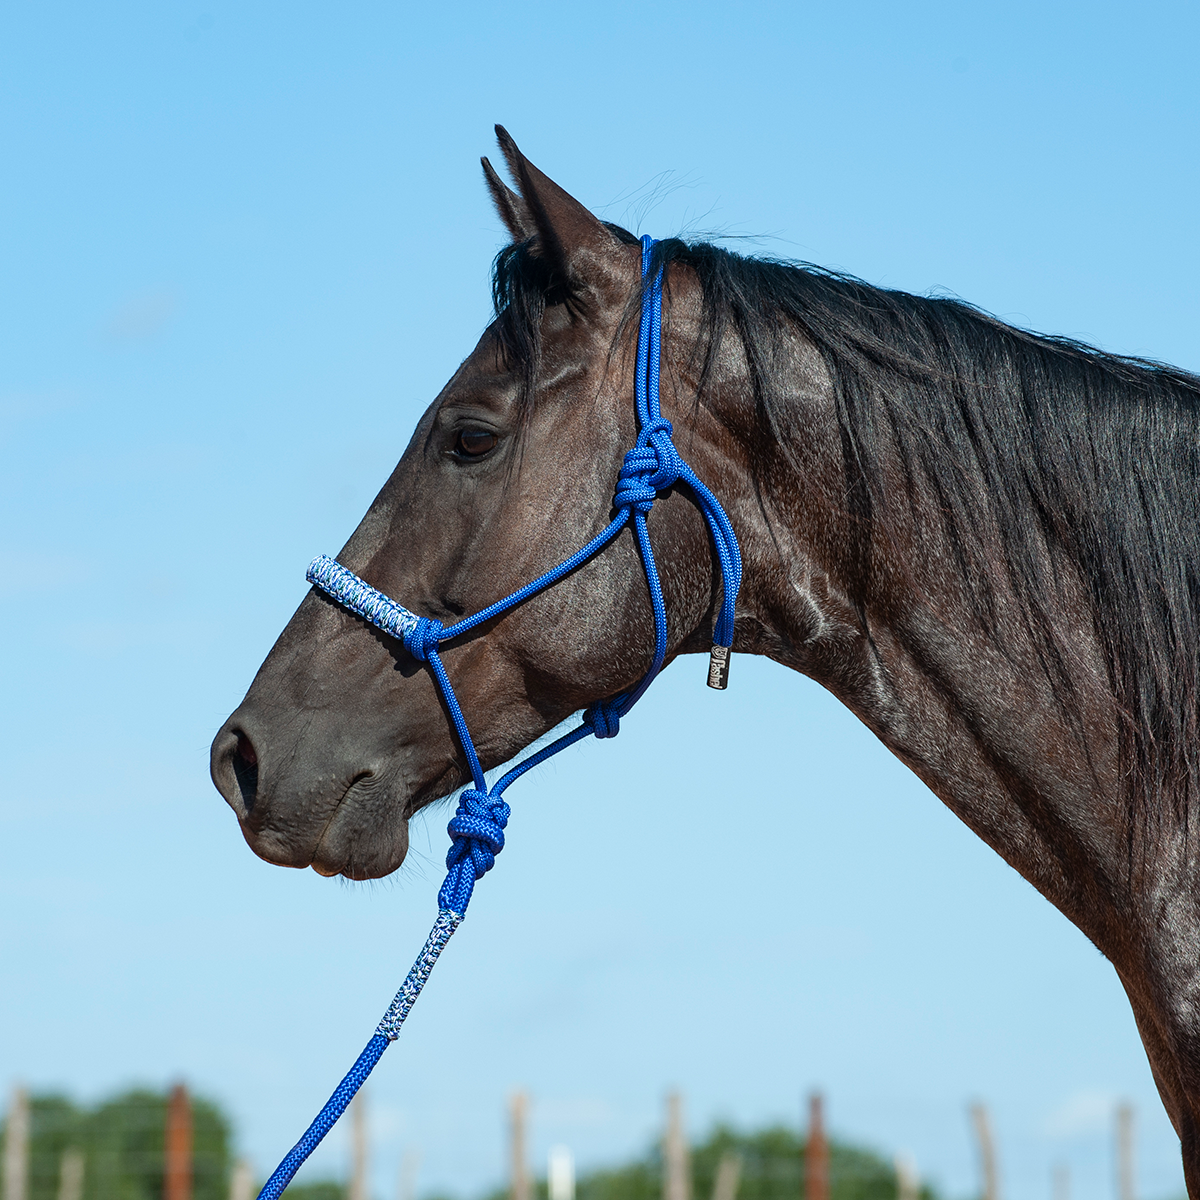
top-left (210, 128), bottom-right (1200, 1194)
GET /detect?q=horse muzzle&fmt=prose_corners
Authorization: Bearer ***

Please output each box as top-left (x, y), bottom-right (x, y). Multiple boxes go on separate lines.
top-left (209, 713), bottom-right (417, 881)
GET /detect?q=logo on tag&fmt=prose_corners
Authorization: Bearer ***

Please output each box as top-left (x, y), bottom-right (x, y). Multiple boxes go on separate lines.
top-left (707, 644), bottom-right (730, 690)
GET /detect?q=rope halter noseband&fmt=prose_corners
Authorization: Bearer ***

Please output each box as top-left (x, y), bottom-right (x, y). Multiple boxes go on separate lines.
top-left (255, 238), bottom-right (743, 1200)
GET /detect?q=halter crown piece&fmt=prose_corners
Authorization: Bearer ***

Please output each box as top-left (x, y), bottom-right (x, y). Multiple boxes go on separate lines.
top-left (256, 238), bottom-right (742, 1200)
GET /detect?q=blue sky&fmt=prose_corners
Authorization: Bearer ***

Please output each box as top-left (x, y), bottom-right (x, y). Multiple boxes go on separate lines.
top-left (2, 3), bottom-right (1198, 1200)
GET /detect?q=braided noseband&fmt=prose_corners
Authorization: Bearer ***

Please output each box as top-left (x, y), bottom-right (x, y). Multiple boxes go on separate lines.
top-left (255, 238), bottom-right (742, 1200)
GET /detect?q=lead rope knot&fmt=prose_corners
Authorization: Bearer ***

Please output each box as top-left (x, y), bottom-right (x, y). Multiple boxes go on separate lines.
top-left (437, 787), bottom-right (511, 913)
top-left (403, 616), bottom-right (444, 663)
top-left (584, 697), bottom-right (623, 739)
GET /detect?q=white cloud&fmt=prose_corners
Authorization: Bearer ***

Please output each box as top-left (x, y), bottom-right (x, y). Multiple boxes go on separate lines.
top-left (1043, 1089), bottom-right (1119, 1138)
top-left (105, 289), bottom-right (178, 340)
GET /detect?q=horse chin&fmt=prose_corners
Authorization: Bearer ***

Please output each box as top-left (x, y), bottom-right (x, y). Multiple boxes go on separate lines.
top-left (236, 777), bottom-right (414, 883)
top-left (312, 777), bottom-right (414, 882)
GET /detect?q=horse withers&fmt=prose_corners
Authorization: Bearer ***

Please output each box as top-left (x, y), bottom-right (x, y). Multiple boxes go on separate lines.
top-left (211, 128), bottom-right (1200, 1194)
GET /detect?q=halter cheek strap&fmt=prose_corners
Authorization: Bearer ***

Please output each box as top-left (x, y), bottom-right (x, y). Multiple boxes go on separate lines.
top-left (254, 237), bottom-right (743, 1200)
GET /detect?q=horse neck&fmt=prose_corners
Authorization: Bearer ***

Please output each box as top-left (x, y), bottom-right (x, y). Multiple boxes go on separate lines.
top-left (685, 327), bottom-right (1131, 947)
top-left (677, 330), bottom-right (888, 707)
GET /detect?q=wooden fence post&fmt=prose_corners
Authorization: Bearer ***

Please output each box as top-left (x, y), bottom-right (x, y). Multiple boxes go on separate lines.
top-left (1052, 1162), bottom-right (1069, 1200)
top-left (350, 1093), bottom-right (368, 1200)
top-left (894, 1153), bottom-right (918, 1200)
top-left (229, 1160), bottom-right (254, 1200)
top-left (968, 1103), bottom-right (998, 1200)
top-left (166, 1084), bottom-right (193, 1200)
top-left (4, 1088), bottom-right (29, 1200)
top-left (1116, 1103), bottom-right (1136, 1200)
top-left (397, 1150), bottom-right (420, 1200)
top-left (804, 1093), bottom-right (829, 1200)
top-left (548, 1146), bottom-right (574, 1200)
top-left (56, 1149), bottom-right (84, 1200)
top-left (510, 1093), bottom-right (530, 1200)
top-left (711, 1154), bottom-right (742, 1200)
top-left (664, 1092), bottom-right (690, 1200)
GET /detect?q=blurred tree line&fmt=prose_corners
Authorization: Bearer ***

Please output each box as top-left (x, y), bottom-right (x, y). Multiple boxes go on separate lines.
top-left (285, 1186), bottom-right (343, 1200)
top-left (2, 1091), bottom-right (230, 1200)
top-left (480, 1123), bottom-right (938, 1200)
top-left (5, 1094), bottom-right (934, 1200)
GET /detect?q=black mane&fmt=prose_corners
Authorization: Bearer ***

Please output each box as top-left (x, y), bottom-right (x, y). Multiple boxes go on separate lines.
top-left (493, 234), bottom-right (1200, 831)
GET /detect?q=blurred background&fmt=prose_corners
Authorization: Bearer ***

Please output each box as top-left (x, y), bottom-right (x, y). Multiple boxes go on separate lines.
top-left (2, 3), bottom-right (1198, 1200)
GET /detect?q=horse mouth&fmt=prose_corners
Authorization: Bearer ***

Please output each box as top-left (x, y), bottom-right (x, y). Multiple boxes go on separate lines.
top-left (212, 717), bottom-right (465, 882)
top-left (224, 764), bottom-right (415, 882)
top-left (298, 773), bottom-right (412, 881)
top-left (300, 774), bottom-right (392, 879)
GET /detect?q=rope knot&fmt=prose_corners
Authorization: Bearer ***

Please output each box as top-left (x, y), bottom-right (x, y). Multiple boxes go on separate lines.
top-left (585, 697), bottom-right (623, 739)
top-left (444, 788), bottom-right (510, 879)
top-left (612, 418), bottom-right (681, 514)
top-left (614, 450), bottom-right (657, 513)
top-left (403, 616), bottom-right (444, 663)
top-left (641, 417), bottom-right (682, 490)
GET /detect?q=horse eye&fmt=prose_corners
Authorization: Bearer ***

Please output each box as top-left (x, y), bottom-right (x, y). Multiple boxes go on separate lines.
top-left (455, 429), bottom-right (497, 458)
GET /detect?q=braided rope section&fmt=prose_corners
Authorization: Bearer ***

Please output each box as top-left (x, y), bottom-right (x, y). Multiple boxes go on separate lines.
top-left (256, 909), bottom-right (464, 1200)
top-left (376, 908), bottom-right (463, 1039)
top-left (307, 556), bottom-right (421, 643)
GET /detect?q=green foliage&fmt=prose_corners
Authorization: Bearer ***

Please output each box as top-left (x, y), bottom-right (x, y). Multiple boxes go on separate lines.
top-left (25, 1096), bottom-right (83, 1200)
top-left (8, 1095), bottom-right (938, 1200)
top-left (283, 1184), bottom-right (346, 1200)
top-left (5, 1089), bottom-right (231, 1200)
top-left (487, 1123), bottom-right (938, 1200)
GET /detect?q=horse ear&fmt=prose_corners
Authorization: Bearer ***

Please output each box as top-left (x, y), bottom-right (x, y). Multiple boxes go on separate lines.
top-left (482, 156), bottom-right (533, 242)
top-left (492, 125), bottom-right (621, 291)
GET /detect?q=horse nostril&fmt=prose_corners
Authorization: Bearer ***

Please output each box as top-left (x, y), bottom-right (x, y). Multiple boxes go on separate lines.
top-left (232, 731), bottom-right (259, 814)
top-left (236, 732), bottom-right (257, 768)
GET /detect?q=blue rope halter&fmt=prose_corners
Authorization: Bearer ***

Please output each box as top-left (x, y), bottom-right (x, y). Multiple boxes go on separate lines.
top-left (255, 237), bottom-right (742, 1200)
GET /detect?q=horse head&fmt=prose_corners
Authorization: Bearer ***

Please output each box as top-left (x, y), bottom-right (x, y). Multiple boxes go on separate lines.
top-left (209, 129), bottom-right (738, 880)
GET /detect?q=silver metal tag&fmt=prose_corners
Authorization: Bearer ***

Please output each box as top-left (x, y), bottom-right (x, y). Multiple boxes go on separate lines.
top-left (707, 644), bottom-right (730, 690)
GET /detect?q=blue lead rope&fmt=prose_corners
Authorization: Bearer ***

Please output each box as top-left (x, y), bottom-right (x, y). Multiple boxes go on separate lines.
top-left (256, 238), bottom-right (742, 1200)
